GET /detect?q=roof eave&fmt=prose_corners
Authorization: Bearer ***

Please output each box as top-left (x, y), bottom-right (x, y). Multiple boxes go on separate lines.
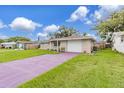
top-left (50, 38), bottom-right (96, 42)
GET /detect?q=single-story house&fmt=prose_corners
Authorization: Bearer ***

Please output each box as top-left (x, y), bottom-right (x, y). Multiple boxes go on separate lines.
top-left (112, 32), bottom-right (124, 53)
top-left (0, 42), bottom-right (16, 49)
top-left (40, 41), bottom-right (49, 50)
top-left (16, 41), bottom-right (39, 50)
top-left (94, 40), bottom-right (112, 49)
top-left (94, 41), bottom-right (106, 49)
top-left (46, 36), bottom-right (95, 53)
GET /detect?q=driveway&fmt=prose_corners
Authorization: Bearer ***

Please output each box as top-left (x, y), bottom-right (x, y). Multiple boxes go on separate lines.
top-left (0, 53), bottom-right (78, 88)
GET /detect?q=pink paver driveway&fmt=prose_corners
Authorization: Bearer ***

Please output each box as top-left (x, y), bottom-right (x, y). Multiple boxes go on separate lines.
top-left (0, 53), bottom-right (78, 88)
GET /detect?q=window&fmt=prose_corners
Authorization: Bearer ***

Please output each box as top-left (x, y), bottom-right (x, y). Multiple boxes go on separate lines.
top-left (53, 41), bottom-right (60, 46)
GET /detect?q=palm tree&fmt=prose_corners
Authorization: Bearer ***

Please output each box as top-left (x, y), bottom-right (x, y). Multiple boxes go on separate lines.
top-left (57, 26), bottom-right (79, 38)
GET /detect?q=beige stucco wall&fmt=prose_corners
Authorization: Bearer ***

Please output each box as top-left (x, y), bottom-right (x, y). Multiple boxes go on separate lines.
top-left (60, 41), bottom-right (67, 51)
top-left (50, 41), bottom-right (58, 50)
top-left (50, 39), bottom-right (94, 53)
top-left (25, 44), bottom-right (39, 49)
top-left (82, 40), bottom-right (93, 53)
top-left (40, 43), bottom-right (49, 50)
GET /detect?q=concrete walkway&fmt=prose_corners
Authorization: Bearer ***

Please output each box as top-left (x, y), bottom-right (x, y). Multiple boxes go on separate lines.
top-left (0, 53), bottom-right (78, 88)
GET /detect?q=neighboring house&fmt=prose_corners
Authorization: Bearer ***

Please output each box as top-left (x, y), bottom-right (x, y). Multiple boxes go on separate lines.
top-left (40, 41), bottom-right (49, 50)
top-left (49, 36), bottom-right (96, 53)
top-left (17, 41), bottom-right (39, 50)
top-left (94, 41), bottom-right (106, 49)
top-left (0, 42), bottom-right (16, 49)
top-left (112, 32), bottom-right (124, 53)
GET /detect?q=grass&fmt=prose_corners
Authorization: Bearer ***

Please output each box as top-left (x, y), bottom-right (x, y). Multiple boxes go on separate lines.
top-left (0, 49), bottom-right (57, 63)
top-left (19, 49), bottom-right (124, 88)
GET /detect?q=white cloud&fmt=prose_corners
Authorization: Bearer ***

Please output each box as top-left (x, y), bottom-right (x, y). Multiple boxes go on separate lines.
top-left (66, 6), bottom-right (89, 22)
top-left (9, 17), bottom-right (42, 31)
top-left (93, 5), bottom-right (124, 21)
top-left (43, 24), bottom-right (59, 33)
top-left (0, 21), bottom-right (7, 29)
top-left (0, 34), bottom-right (8, 39)
top-left (85, 20), bottom-right (93, 25)
top-left (94, 11), bottom-right (102, 20)
top-left (37, 32), bottom-right (47, 37)
top-left (86, 5), bottom-right (124, 25)
top-left (37, 32), bottom-right (48, 40)
top-left (37, 24), bottom-right (59, 40)
top-left (86, 33), bottom-right (97, 39)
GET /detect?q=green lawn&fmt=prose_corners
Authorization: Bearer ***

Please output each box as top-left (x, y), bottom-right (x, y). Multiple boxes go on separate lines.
top-left (0, 49), bottom-right (57, 63)
top-left (19, 49), bottom-right (124, 88)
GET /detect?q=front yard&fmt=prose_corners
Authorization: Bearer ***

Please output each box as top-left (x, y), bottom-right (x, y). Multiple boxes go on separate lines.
top-left (19, 49), bottom-right (124, 88)
top-left (0, 49), bottom-right (57, 63)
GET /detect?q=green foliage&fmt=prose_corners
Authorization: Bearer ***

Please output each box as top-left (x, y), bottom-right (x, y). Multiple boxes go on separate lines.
top-left (6, 36), bottom-right (31, 42)
top-left (0, 39), bottom-right (4, 43)
top-left (82, 32), bottom-right (87, 36)
top-left (96, 10), bottom-right (124, 34)
top-left (95, 10), bottom-right (124, 41)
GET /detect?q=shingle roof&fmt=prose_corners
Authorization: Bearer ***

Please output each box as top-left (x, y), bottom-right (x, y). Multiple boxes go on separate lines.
top-left (49, 36), bottom-right (96, 41)
top-left (17, 41), bottom-right (37, 44)
top-left (1, 42), bottom-right (16, 45)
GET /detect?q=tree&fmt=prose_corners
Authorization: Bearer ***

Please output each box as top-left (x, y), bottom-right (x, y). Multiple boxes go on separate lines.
top-left (82, 32), bottom-right (87, 36)
top-left (6, 36), bottom-right (31, 42)
top-left (95, 10), bottom-right (124, 42)
top-left (0, 39), bottom-right (4, 43)
top-left (48, 26), bottom-right (79, 39)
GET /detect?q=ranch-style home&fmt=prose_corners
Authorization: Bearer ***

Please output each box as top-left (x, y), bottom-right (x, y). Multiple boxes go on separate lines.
top-left (16, 41), bottom-right (39, 50)
top-left (112, 32), bottom-right (124, 53)
top-left (41, 36), bottom-right (96, 53)
top-left (40, 41), bottom-right (49, 50)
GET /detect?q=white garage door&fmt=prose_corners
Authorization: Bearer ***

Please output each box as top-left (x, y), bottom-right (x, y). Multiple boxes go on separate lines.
top-left (67, 40), bottom-right (82, 52)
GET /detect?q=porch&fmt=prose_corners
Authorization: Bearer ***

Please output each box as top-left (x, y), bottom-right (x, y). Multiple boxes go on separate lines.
top-left (49, 41), bottom-right (67, 52)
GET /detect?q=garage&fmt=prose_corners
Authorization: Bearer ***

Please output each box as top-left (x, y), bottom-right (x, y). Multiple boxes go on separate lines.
top-left (67, 40), bottom-right (82, 52)
top-left (49, 36), bottom-right (95, 53)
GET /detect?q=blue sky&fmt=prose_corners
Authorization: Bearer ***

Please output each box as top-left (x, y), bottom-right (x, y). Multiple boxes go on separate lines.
top-left (0, 5), bottom-right (123, 41)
